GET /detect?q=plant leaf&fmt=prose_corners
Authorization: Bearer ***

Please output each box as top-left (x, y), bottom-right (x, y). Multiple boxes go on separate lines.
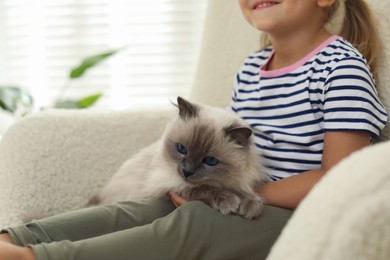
top-left (69, 49), bottom-right (122, 79)
top-left (0, 86), bottom-right (34, 113)
top-left (54, 93), bottom-right (102, 109)
top-left (77, 93), bottom-right (102, 108)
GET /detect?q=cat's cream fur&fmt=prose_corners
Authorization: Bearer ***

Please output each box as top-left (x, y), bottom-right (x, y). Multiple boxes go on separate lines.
top-left (90, 97), bottom-right (268, 219)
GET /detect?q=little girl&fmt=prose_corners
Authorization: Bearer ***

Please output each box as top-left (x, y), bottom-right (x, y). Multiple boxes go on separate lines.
top-left (0, 0), bottom-right (388, 259)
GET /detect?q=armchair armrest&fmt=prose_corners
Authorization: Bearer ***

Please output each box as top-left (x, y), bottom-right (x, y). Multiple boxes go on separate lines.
top-left (0, 107), bottom-right (175, 227)
top-left (266, 140), bottom-right (390, 260)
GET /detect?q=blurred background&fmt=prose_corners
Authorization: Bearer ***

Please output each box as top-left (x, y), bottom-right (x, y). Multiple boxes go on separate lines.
top-left (0, 0), bottom-right (208, 123)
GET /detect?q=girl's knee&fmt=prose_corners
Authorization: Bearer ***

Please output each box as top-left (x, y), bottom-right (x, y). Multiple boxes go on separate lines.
top-left (172, 201), bottom-right (225, 232)
top-left (177, 201), bottom-right (217, 219)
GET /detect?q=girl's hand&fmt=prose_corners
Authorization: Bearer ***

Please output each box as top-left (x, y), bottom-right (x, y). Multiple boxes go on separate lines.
top-left (170, 192), bottom-right (188, 207)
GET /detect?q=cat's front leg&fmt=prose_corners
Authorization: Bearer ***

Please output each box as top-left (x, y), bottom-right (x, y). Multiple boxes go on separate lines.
top-left (236, 192), bottom-right (264, 219)
top-left (180, 186), bottom-right (264, 219)
top-left (179, 186), bottom-right (242, 217)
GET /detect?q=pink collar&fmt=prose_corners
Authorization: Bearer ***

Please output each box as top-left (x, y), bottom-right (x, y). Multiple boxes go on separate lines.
top-left (260, 35), bottom-right (342, 77)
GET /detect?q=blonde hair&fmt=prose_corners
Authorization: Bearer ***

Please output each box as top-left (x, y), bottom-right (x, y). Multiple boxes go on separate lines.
top-left (334, 0), bottom-right (382, 80)
top-left (260, 0), bottom-right (383, 80)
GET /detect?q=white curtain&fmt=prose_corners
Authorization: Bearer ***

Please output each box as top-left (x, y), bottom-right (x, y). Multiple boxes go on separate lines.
top-left (0, 0), bottom-right (208, 110)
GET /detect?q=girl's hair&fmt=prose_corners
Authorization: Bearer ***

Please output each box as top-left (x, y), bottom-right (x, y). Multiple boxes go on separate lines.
top-left (335, 0), bottom-right (382, 80)
top-left (260, 0), bottom-right (383, 80)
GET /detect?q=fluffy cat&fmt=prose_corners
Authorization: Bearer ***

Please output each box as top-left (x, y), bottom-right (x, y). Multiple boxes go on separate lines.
top-left (89, 97), bottom-right (268, 219)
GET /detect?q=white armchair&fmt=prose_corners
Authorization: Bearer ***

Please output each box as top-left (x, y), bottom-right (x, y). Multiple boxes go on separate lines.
top-left (1, 1), bottom-right (390, 259)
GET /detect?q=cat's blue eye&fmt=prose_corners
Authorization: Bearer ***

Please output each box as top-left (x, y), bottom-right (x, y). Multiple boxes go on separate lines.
top-left (203, 156), bottom-right (219, 166)
top-left (177, 143), bottom-right (188, 155)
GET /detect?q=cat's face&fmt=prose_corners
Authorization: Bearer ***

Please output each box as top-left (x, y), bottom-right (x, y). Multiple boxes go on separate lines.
top-left (163, 97), bottom-right (254, 187)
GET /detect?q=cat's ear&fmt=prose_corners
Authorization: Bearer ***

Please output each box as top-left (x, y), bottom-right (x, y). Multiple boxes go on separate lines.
top-left (225, 126), bottom-right (253, 146)
top-left (176, 96), bottom-right (198, 120)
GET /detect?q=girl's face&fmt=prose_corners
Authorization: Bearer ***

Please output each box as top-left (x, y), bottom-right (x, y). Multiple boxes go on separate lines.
top-left (238, 0), bottom-right (333, 36)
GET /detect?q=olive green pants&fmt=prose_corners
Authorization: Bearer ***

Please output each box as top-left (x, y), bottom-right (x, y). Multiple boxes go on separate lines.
top-left (2, 198), bottom-right (292, 260)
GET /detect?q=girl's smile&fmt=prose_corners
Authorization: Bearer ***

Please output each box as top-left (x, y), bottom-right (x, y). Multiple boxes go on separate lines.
top-left (252, 1), bottom-right (280, 10)
top-left (239, 0), bottom-right (331, 40)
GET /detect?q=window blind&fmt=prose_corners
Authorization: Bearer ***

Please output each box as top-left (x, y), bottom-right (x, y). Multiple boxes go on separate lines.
top-left (0, 0), bottom-right (208, 110)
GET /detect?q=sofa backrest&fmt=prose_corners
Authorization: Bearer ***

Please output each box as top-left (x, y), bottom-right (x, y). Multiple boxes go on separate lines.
top-left (190, 0), bottom-right (390, 140)
top-left (189, 0), bottom-right (260, 107)
top-left (372, 1), bottom-right (390, 141)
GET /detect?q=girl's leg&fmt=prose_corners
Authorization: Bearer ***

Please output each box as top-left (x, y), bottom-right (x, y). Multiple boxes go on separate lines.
top-left (1, 197), bottom-right (175, 246)
top-left (28, 202), bottom-right (293, 260)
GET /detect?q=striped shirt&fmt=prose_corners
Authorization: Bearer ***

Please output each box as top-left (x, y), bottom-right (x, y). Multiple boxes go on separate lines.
top-left (230, 35), bottom-right (388, 180)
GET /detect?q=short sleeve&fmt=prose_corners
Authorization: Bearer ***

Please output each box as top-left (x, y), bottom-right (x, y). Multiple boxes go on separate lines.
top-left (323, 57), bottom-right (388, 138)
top-left (228, 73), bottom-right (240, 112)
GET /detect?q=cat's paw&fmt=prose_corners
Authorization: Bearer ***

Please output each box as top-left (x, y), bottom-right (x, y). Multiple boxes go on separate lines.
top-left (180, 187), bottom-right (241, 216)
top-left (181, 186), bottom-right (264, 219)
top-left (237, 193), bottom-right (264, 219)
top-left (208, 190), bottom-right (242, 216)
top-left (209, 191), bottom-right (265, 219)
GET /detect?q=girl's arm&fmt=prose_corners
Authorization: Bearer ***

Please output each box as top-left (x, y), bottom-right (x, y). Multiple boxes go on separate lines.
top-left (259, 131), bottom-right (371, 209)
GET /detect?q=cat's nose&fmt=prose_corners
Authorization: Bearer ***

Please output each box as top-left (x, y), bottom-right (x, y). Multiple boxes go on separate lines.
top-left (182, 169), bottom-right (195, 178)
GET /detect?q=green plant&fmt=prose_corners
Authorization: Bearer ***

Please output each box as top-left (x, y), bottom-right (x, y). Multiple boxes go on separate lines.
top-left (0, 86), bottom-right (33, 115)
top-left (54, 48), bottom-right (122, 108)
top-left (0, 48), bottom-right (122, 113)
